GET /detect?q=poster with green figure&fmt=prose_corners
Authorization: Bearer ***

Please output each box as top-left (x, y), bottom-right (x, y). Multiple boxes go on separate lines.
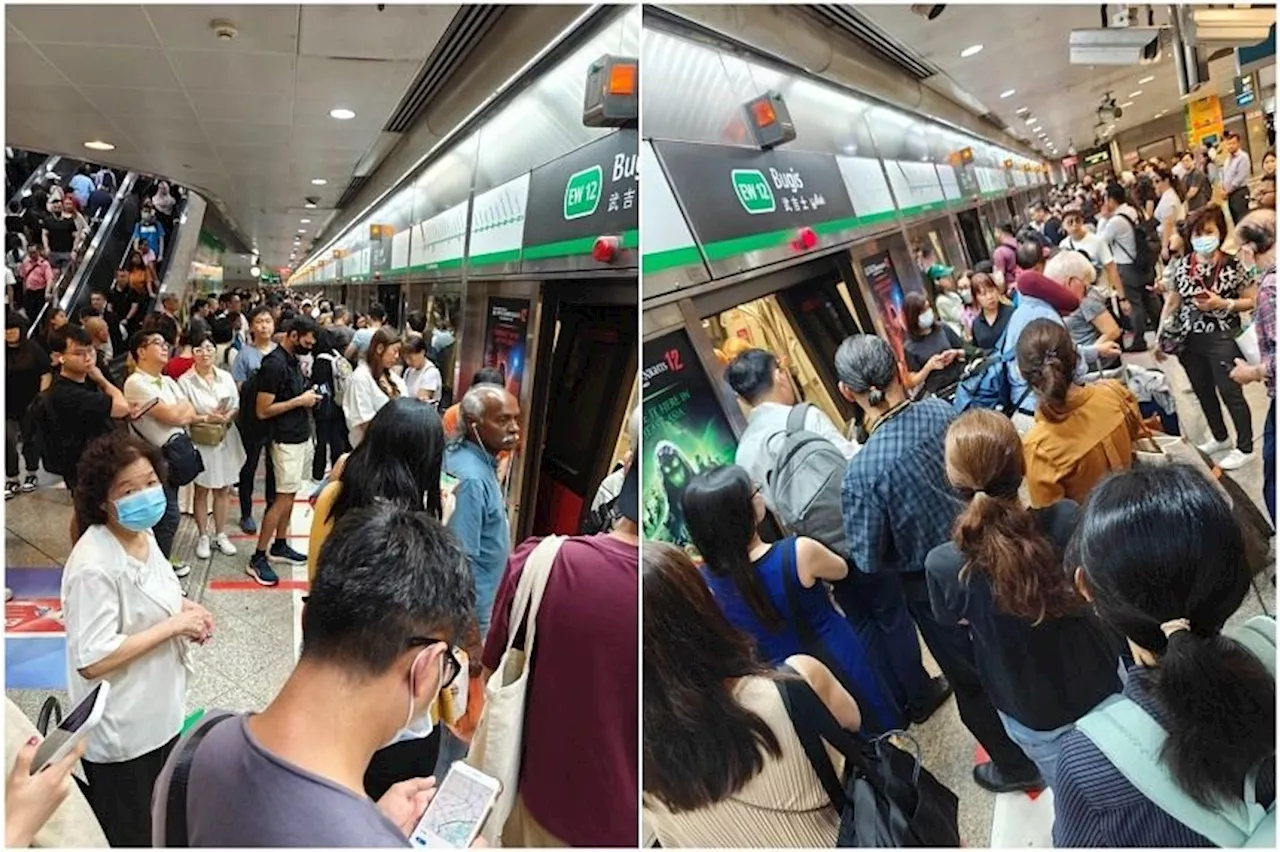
top-left (641, 331), bottom-right (739, 553)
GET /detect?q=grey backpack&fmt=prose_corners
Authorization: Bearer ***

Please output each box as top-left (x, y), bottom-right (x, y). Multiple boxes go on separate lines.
top-left (767, 404), bottom-right (850, 555)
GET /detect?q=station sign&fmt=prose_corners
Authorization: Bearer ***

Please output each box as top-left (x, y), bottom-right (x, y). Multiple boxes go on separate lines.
top-left (640, 141), bottom-right (708, 288)
top-left (1234, 74), bottom-right (1257, 108)
top-left (467, 172), bottom-right (530, 269)
top-left (408, 200), bottom-right (468, 273)
top-left (523, 129), bottom-right (638, 263)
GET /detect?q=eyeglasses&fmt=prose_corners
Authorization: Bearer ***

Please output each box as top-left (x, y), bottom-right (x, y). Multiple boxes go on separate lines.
top-left (408, 636), bottom-right (463, 688)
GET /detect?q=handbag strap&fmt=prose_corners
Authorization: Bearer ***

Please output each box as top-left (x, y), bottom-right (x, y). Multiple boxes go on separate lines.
top-left (165, 712), bottom-right (234, 847)
top-left (504, 535), bottom-right (565, 656)
top-left (774, 669), bottom-right (864, 813)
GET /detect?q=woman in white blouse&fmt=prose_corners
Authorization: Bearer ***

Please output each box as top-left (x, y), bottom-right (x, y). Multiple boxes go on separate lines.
top-left (61, 432), bottom-right (213, 847)
top-left (343, 326), bottom-right (405, 448)
top-left (178, 333), bottom-right (247, 560)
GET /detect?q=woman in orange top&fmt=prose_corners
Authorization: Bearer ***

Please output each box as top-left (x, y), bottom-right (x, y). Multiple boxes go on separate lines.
top-left (1018, 319), bottom-right (1144, 508)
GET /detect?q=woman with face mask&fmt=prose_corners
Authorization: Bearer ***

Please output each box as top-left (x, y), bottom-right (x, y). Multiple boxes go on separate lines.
top-left (1229, 209), bottom-right (1277, 521)
top-left (901, 291), bottom-right (966, 399)
top-left (1158, 205), bottom-right (1258, 471)
top-left (60, 432), bottom-right (214, 847)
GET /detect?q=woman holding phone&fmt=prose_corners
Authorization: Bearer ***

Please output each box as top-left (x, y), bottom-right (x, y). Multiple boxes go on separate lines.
top-left (177, 329), bottom-right (246, 560)
top-left (901, 291), bottom-right (967, 399)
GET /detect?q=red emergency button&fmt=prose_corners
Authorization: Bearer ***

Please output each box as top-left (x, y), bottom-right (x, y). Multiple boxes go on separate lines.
top-left (791, 226), bottom-right (818, 252)
top-left (593, 235), bottom-right (620, 263)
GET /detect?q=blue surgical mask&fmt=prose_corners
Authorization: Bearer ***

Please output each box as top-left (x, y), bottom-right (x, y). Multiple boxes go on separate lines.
top-left (919, 310), bottom-right (935, 330)
top-left (1191, 235), bottom-right (1220, 257)
top-left (113, 485), bottom-right (166, 532)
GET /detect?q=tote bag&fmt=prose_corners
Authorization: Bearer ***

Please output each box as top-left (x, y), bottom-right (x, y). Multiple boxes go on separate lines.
top-left (466, 535), bottom-right (565, 846)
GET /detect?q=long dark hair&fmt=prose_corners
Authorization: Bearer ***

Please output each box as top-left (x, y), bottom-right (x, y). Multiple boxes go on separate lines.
top-left (1016, 319), bottom-right (1079, 424)
top-left (643, 542), bottom-right (781, 812)
top-left (946, 410), bottom-right (1083, 624)
top-left (1068, 465), bottom-right (1275, 809)
top-left (681, 465), bottom-right (782, 631)
top-left (5, 313), bottom-right (44, 373)
top-left (329, 398), bottom-right (444, 524)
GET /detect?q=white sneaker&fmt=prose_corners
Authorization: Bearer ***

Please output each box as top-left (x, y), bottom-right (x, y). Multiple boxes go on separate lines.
top-left (172, 561), bottom-right (192, 579)
top-left (195, 536), bottom-right (212, 560)
top-left (1218, 449), bottom-right (1252, 471)
top-left (214, 533), bottom-right (237, 557)
top-left (1196, 437), bottom-right (1233, 456)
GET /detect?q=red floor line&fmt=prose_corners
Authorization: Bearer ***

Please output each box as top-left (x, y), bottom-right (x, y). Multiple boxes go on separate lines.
top-left (208, 579), bottom-right (310, 591)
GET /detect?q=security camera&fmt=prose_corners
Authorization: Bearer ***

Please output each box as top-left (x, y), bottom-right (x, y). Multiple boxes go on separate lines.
top-left (910, 4), bottom-right (946, 20)
top-left (376, 3), bottom-right (385, 9)
top-left (305, 196), bottom-right (320, 206)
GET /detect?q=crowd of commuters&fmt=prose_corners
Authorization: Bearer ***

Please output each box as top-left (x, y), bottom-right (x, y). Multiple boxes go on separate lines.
top-left (645, 152), bottom-right (1274, 845)
top-left (6, 267), bottom-right (639, 848)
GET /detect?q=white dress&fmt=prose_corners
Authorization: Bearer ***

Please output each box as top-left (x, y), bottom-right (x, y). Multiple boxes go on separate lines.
top-left (177, 366), bottom-right (247, 489)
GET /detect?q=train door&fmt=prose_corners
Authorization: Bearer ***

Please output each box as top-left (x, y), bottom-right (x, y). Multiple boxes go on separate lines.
top-left (377, 283), bottom-right (402, 328)
top-left (956, 208), bottom-right (991, 264)
top-left (520, 282), bottom-right (638, 539)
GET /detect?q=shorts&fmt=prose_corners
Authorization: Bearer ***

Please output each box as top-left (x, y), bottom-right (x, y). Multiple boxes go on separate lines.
top-left (270, 440), bottom-right (309, 495)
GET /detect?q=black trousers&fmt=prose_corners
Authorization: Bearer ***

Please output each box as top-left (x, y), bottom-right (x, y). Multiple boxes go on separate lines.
top-left (154, 480), bottom-right (180, 559)
top-left (363, 729), bottom-right (442, 801)
top-left (1228, 187), bottom-right (1251, 225)
top-left (238, 429), bottom-right (277, 521)
top-left (1181, 330), bottom-right (1254, 453)
top-left (898, 572), bottom-right (1039, 777)
top-left (22, 288), bottom-right (45, 325)
top-left (312, 416), bottom-right (347, 481)
top-left (5, 416), bottom-right (39, 479)
top-left (82, 736), bottom-right (177, 847)
top-left (1119, 263), bottom-right (1161, 338)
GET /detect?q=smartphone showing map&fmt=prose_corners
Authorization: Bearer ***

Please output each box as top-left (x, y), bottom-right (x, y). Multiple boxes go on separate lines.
top-left (407, 762), bottom-right (501, 848)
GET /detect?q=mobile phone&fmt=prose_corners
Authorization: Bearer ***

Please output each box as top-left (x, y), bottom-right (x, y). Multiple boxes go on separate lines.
top-left (407, 762), bottom-right (502, 848)
top-left (31, 682), bottom-right (109, 775)
top-left (130, 397), bottom-right (160, 420)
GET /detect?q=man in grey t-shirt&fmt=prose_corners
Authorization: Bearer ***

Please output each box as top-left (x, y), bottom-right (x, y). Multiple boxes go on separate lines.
top-left (151, 504), bottom-right (476, 848)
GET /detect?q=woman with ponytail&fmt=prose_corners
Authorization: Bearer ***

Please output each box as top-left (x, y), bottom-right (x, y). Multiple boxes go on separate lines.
top-left (1018, 318), bottom-right (1143, 507)
top-left (925, 410), bottom-right (1121, 790)
top-left (1054, 465), bottom-right (1275, 846)
top-left (682, 464), bottom-right (901, 735)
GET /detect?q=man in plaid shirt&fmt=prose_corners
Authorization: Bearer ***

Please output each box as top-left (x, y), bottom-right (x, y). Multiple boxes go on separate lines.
top-left (1230, 209), bottom-right (1276, 522)
top-left (834, 334), bottom-right (1043, 793)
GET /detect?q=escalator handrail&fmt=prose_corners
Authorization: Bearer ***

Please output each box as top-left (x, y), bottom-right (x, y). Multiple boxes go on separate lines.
top-left (26, 207), bottom-right (106, 335)
top-left (8, 155), bottom-right (61, 208)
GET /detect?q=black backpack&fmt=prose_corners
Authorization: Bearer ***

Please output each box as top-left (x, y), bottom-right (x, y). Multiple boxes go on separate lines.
top-left (237, 365), bottom-right (263, 437)
top-left (26, 390), bottom-right (65, 477)
top-left (1114, 210), bottom-right (1158, 275)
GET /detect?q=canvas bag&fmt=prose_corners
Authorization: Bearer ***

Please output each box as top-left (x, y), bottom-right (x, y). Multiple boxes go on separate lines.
top-left (1075, 616), bottom-right (1275, 847)
top-left (466, 535), bottom-right (565, 846)
top-left (767, 403), bottom-right (850, 554)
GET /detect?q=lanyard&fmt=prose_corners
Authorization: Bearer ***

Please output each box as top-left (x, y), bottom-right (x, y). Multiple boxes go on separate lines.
top-left (866, 399), bottom-right (911, 438)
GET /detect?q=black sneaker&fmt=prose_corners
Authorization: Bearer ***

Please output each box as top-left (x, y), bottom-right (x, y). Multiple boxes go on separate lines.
top-left (973, 761), bottom-right (1043, 794)
top-left (907, 675), bottom-right (954, 726)
top-left (269, 541), bottom-right (307, 564)
top-left (4, 481), bottom-right (18, 500)
top-left (246, 554), bottom-right (279, 587)
top-left (240, 516), bottom-right (258, 534)
top-left (21, 474), bottom-right (37, 493)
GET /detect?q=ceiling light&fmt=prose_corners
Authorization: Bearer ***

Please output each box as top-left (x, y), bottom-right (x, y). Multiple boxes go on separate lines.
top-left (299, 218), bottom-right (311, 224)
top-left (1138, 75), bottom-right (1155, 84)
top-left (1128, 90), bottom-right (1143, 98)
top-left (1000, 89), bottom-right (1016, 98)
top-left (329, 108), bottom-right (356, 120)
top-left (310, 178), bottom-right (327, 186)
top-left (1024, 117), bottom-right (1036, 124)
top-left (1016, 106), bottom-right (1030, 114)
top-left (249, 266), bottom-right (261, 278)
top-left (84, 140), bottom-right (115, 151)
top-left (298, 228), bottom-right (307, 233)
top-left (960, 44), bottom-right (984, 58)
top-left (1033, 125), bottom-right (1043, 132)
top-left (1120, 101), bottom-right (1134, 108)
top-left (304, 202), bottom-right (317, 209)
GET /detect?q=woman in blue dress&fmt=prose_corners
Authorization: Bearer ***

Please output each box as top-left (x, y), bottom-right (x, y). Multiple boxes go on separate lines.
top-left (682, 465), bottom-right (901, 734)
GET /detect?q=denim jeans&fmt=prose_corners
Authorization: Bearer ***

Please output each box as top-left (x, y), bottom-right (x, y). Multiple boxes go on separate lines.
top-left (996, 710), bottom-right (1076, 791)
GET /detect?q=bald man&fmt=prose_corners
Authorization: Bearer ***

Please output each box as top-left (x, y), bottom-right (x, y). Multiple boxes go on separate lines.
top-left (446, 384), bottom-right (520, 642)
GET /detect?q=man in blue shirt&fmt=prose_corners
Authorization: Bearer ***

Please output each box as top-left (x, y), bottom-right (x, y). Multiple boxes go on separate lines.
top-left (446, 383), bottom-right (520, 643)
top-left (1001, 257), bottom-right (1122, 432)
top-left (68, 165), bottom-right (95, 210)
top-left (131, 205), bottom-right (166, 263)
top-left (835, 333), bottom-right (1043, 793)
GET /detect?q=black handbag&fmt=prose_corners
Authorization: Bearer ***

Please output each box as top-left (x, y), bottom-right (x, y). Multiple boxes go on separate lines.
top-left (775, 674), bottom-right (961, 847)
top-left (161, 432), bottom-right (205, 487)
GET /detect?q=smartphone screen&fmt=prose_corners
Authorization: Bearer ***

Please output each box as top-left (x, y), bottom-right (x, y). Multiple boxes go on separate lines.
top-left (408, 764), bottom-right (501, 848)
top-left (31, 683), bottom-right (102, 774)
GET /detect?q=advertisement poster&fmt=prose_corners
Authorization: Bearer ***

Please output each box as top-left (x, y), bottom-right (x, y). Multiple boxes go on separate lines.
top-left (6, 598), bottom-right (64, 633)
top-left (861, 251), bottom-right (907, 370)
top-left (482, 298), bottom-right (530, 399)
top-left (641, 331), bottom-right (738, 551)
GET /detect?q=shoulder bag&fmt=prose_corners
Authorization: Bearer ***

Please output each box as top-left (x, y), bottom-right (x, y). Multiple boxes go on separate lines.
top-left (466, 535), bottom-right (566, 845)
top-left (163, 712), bottom-right (235, 847)
top-left (775, 672), bottom-right (960, 847)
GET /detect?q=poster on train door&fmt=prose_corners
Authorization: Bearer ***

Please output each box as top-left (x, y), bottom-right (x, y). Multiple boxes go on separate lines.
top-left (641, 331), bottom-right (738, 554)
top-left (481, 298), bottom-right (530, 400)
top-left (860, 250), bottom-right (908, 372)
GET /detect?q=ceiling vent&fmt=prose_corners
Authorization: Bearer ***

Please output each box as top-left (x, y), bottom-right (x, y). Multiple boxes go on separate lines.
top-left (336, 176), bottom-right (371, 210)
top-left (383, 6), bottom-right (507, 134)
top-left (804, 5), bottom-right (941, 81)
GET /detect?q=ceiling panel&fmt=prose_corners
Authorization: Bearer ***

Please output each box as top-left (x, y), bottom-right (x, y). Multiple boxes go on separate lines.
top-left (4, 2), bottom-right (472, 267)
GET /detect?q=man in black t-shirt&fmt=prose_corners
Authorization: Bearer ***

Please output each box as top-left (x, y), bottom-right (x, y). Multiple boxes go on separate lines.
top-left (248, 315), bottom-right (319, 586)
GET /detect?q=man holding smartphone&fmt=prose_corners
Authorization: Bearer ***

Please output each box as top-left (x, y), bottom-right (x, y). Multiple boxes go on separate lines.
top-left (150, 504), bottom-right (479, 847)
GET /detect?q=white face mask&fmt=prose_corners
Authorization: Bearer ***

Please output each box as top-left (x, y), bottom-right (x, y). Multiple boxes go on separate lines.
top-left (919, 310), bottom-right (935, 330)
top-left (384, 648), bottom-right (444, 747)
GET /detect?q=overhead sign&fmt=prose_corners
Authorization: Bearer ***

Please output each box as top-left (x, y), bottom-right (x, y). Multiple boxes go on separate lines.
top-left (835, 156), bottom-right (897, 218)
top-left (468, 172), bottom-right (530, 267)
top-left (408, 200), bottom-right (468, 273)
top-left (1061, 155), bottom-right (1079, 168)
top-left (522, 129), bottom-right (638, 260)
top-left (654, 140), bottom-right (857, 256)
top-left (641, 141), bottom-right (706, 283)
top-left (1083, 149), bottom-right (1111, 167)
top-left (1234, 74), bottom-right (1257, 108)
top-left (1186, 94), bottom-right (1225, 147)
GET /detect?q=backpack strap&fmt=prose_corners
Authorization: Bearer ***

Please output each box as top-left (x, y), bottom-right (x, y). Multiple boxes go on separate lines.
top-left (165, 712), bottom-right (234, 847)
top-left (774, 667), bottom-right (861, 814)
top-left (1076, 616), bottom-right (1276, 847)
top-left (786, 403), bottom-right (812, 436)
